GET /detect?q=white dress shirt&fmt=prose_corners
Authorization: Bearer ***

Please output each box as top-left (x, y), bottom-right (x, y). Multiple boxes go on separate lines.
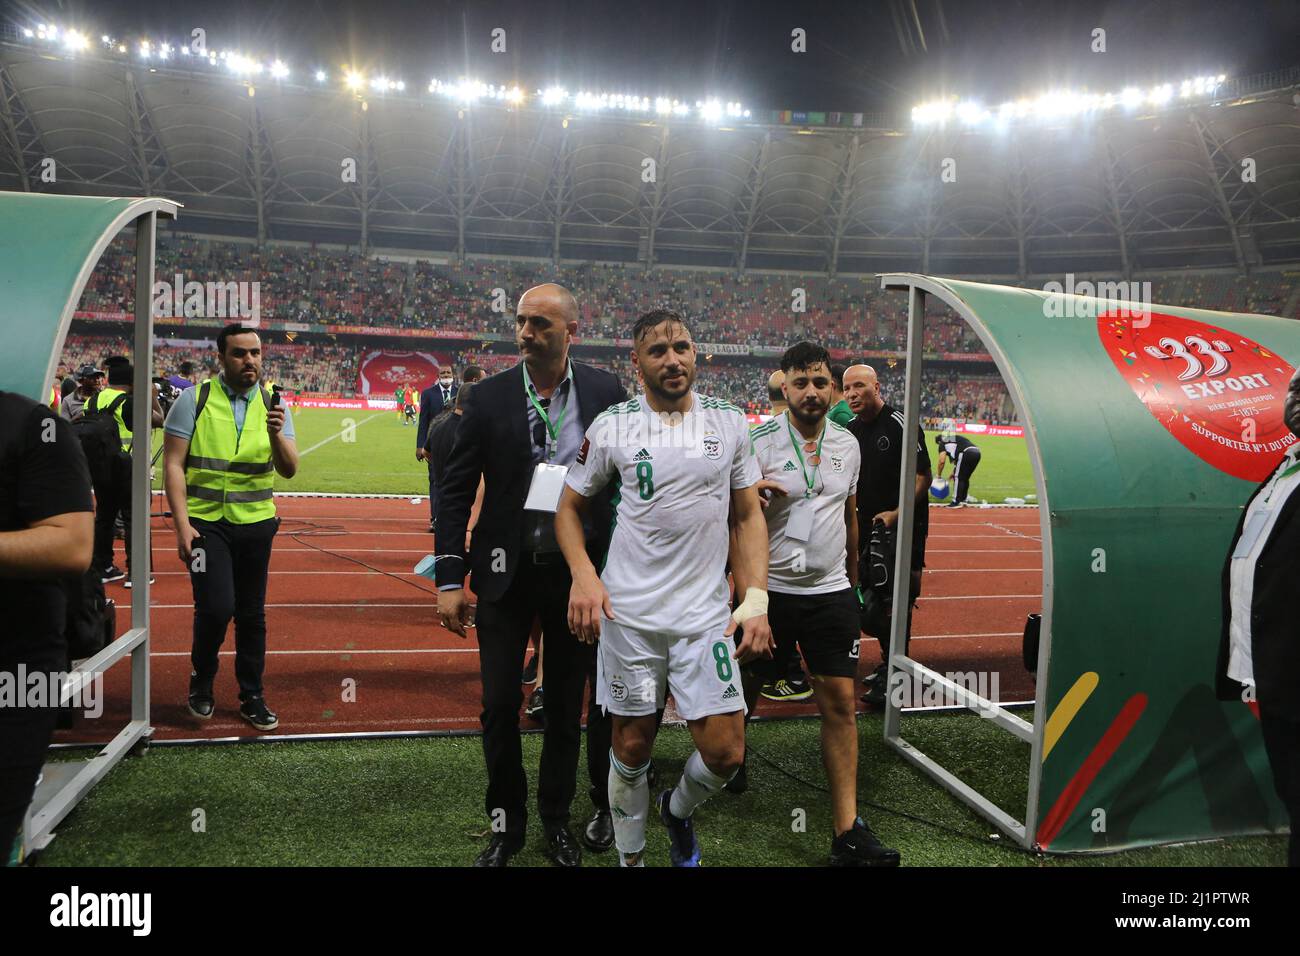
top-left (1228, 445), bottom-right (1300, 686)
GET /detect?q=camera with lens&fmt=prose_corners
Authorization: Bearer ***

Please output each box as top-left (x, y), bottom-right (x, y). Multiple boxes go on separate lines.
top-left (153, 376), bottom-right (182, 416)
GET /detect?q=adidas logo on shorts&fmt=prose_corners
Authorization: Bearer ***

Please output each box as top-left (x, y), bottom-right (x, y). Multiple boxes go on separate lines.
top-left (633, 448), bottom-right (653, 461)
top-left (782, 461), bottom-right (798, 471)
top-left (721, 683), bottom-right (739, 700)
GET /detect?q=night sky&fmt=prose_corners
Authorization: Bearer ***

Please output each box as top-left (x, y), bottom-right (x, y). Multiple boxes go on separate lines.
top-left (10, 0), bottom-right (1300, 113)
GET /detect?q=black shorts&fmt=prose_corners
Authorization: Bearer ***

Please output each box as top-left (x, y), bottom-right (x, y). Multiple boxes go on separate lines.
top-left (747, 588), bottom-right (861, 680)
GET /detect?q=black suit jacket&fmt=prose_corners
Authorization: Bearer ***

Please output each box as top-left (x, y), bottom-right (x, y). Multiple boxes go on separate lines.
top-left (1216, 454), bottom-right (1300, 720)
top-left (435, 360), bottom-right (627, 602)
top-left (417, 383), bottom-right (457, 450)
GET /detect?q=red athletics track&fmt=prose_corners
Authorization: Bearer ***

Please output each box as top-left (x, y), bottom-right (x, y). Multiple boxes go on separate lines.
top-left (54, 497), bottom-right (1044, 744)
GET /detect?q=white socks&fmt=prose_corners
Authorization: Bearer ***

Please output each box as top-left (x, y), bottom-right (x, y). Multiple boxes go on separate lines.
top-left (669, 749), bottom-right (731, 820)
top-left (608, 749), bottom-right (650, 864)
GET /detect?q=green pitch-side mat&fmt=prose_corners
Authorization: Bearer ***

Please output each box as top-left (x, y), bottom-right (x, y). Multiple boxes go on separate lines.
top-left (883, 273), bottom-right (1299, 853)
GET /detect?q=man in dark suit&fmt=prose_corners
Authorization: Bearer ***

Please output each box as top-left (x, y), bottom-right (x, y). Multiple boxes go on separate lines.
top-left (417, 366), bottom-right (458, 533)
top-left (436, 283), bottom-right (626, 867)
top-left (1217, 366), bottom-right (1300, 866)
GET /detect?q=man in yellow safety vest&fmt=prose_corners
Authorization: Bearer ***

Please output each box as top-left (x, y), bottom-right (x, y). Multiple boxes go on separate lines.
top-left (162, 325), bottom-right (299, 732)
top-left (89, 360), bottom-right (163, 585)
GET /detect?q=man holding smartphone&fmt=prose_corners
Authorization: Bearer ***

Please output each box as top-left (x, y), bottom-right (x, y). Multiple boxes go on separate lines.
top-left (163, 325), bottom-right (298, 732)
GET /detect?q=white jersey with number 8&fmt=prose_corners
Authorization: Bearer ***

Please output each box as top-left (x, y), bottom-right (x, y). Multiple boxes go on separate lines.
top-left (565, 391), bottom-right (761, 638)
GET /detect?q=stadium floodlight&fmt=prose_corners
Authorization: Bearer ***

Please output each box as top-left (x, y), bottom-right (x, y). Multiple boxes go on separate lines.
top-left (396, 80), bottom-right (406, 92)
top-left (345, 70), bottom-right (366, 91)
top-left (673, 101), bottom-right (690, 116)
top-left (371, 75), bottom-right (388, 92)
top-left (22, 28), bottom-right (34, 39)
top-left (315, 69), bottom-right (327, 83)
top-left (270, 60), bottom-right (289, 79)
top-left (227, 53), bottom-right (258, 75)
top-left (1147, 83), bottom-right (1173, 106)
top-left (64, 30), bottom-right (89, 52)
top-left (139, 41), bottom-right (151, 59)
top-left (159, 43), bottom-right (171, 60)
top-left (451, 79), bottom-right (487, 103)
top-left (120, 45), bottom-right (127, 54)
top-left (100, 34), bottom-right (110, 44)
top-left (541, 86), bottom-right (566, 106)
top-left (700, 99), bottom-right (723, 122)
top-left (911, 99), bottom-right (954, 125)
top-left (1120, 86), bottom-right (1143, 109)
top-left (956, 100), bottom-right (988, 125)
top-left (655, 96), bottom-right (672, 115)
top-left (506, 86), bottom-right (524, 104)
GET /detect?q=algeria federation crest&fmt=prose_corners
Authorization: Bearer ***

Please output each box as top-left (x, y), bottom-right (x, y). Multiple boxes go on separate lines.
top-left (830, 454), bottom-right (844, 473)
top-left (702, 433), bottom-right (723, 460)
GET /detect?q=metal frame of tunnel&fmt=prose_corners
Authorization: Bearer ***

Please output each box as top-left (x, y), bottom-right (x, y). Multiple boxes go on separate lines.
top-left (877, 273), bottom-right (1052, 850)
top-left (20, 197), bottom-right (180, 858)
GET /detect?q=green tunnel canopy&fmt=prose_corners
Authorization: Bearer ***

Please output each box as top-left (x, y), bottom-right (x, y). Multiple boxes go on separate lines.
top-left (882, 273), bottom-right (1299, 852)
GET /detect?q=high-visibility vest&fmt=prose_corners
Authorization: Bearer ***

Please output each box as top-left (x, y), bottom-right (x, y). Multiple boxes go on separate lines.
top-left (184, 380), bottom-right (277, 524)
top-left (91, 387), bottom-right (133, 452)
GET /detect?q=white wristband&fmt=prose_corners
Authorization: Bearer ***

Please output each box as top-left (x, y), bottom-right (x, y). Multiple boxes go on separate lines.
top-left (731, 587), bottom-right (769, 625)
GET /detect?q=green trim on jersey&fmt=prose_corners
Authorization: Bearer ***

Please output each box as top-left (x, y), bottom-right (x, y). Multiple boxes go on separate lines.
top-left (595, 397), bottom-right (641, 421)
top-left (698, 396), bottom-right (742, 414)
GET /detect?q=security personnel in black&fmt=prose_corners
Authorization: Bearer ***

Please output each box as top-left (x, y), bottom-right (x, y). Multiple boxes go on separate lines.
top-left (1217, 366), bottom-right (1300, 866)
top-left (843, 364), bottom-right (932, 705)
top-left (935, 432), bottom-right (982, 506)
top-left (89, 361), bottom-right (163, 584)
top-left (436, 283), bottom-right (625, 867)
top-left (417, 367), bottom-right (458, 533)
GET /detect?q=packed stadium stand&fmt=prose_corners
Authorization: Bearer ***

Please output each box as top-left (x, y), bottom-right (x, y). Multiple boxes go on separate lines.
top-left (58, 232), bottom-right (1300, 422)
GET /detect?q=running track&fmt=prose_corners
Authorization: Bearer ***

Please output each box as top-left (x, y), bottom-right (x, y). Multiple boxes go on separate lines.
top-left (55, 498), bottom-right (1044, 744)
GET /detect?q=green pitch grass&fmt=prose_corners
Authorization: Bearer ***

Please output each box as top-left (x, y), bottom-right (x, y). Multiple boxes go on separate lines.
top-left (149, 407), bottom-right (1040, 501)
top-left (151, 405), bottom-right (431, 496)
top-left (38, 713), bottom-right (1285, 867)
top-left (280, 406), bottom-right (430, 495)
top-left (924, 430), bottom-right (1036, 503)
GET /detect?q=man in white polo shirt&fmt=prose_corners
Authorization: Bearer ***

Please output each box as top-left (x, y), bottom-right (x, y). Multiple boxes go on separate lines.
top-left (738, 340), bottom-right (900, 867)
top-left (1218, 365), bottom-right (1300, 867)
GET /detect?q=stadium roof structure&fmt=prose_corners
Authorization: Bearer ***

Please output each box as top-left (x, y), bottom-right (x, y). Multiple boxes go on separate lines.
top-left (3, 40), bottom-right (1300, 276)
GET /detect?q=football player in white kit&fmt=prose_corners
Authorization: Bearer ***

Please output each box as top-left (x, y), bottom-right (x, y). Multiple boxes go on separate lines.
top-left (555, 309), bottom-right (774, 866)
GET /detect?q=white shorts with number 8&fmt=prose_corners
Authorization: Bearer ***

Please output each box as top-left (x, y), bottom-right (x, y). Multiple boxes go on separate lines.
top-left (596, 619), bottom-right (748, 721)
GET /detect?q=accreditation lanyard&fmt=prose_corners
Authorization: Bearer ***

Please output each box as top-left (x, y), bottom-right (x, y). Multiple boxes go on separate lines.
top-left (786, 413), bottom-right (825, 499)
top-left (522, 362), bottom-right (569, 461)
top-left (1263, 455), bottom-right (1300, 505)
